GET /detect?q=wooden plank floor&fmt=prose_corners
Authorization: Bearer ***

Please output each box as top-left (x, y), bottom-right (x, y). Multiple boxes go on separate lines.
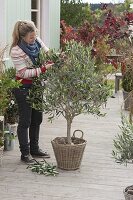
top-left (0, 91), bottom-right (132, 200)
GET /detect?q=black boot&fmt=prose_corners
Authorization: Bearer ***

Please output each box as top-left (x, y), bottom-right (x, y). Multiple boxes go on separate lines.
top-left (29, 125), bottom-right (40, 151)
top-left (17, 126), bottom-right (30, 156)
top-left (30, 149), bottom-right (50, 158)
top-left (21, 154), bottom-right (35, 164)
top-left (29, 125), bottom-right (50, 158)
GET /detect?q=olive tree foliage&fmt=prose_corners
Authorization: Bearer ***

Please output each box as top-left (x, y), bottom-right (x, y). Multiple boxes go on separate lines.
top-left (61, 0), bottom-right (92, 27)
top-left (29, 41), bottom-right (110, 144)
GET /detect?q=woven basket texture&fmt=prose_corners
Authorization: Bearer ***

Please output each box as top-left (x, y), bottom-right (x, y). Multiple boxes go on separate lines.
top-left (124, 185), bottom-right (133, 200)
top-left (51, 137), bottom-right (87, 170)
top-left (123, 91), bottom-right (133, 112)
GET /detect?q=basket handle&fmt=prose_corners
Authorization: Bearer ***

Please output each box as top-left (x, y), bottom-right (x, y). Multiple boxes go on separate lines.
top-left (72, 129), bottom-right (84, 139)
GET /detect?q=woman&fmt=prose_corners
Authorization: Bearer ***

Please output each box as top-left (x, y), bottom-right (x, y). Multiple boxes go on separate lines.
top-left (10, 20), bottom-right (53, 164)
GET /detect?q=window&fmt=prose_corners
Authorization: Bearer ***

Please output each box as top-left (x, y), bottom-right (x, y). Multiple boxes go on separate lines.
top-left (31, 0), bottom-right (40, 34)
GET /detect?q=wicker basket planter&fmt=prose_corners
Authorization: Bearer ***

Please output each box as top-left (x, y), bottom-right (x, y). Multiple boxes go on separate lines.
top-left (122, 90), bottom-right (133, 112)
top-left (51, 131), bottom-right (87, 170)
top-left (123, 90), bottom-right (131, 111)
top-left (124, 185), bottom-right (133, 200)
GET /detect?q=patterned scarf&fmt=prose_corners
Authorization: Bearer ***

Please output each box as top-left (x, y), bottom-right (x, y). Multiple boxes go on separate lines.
top-left (18, 39), bottom-right (41, 65)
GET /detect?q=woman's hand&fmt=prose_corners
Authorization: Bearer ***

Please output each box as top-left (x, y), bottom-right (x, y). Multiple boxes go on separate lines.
top-left (45, 61), bottom-right (54, 69)
top-left (41, 61), bottom-right (54, 73)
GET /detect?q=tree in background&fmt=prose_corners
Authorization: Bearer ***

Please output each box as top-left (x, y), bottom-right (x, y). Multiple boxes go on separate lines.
top-left (114, 0), bottom-right (132, 14)
top-left (61, 0), bottom-right (133, 29)
top-left (61, 0), bottom-right (93, 27)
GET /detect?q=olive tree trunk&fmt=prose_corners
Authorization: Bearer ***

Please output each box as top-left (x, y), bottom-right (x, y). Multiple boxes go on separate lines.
top-left (66, 118), bottom-right (72, 144)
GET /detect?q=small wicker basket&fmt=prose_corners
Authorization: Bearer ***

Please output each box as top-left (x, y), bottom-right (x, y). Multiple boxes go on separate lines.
top-left (51, 130), bottom-right (87, 170)
top-left (124, 185), bottom-right (133, 200)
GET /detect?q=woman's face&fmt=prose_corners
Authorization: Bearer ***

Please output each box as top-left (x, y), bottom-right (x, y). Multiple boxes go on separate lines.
top-left (23, 31), bottom-right (36, 44)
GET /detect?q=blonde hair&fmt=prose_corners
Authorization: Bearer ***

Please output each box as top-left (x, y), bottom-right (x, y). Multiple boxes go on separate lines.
top-left (10, 20), bottom-right (37, 53)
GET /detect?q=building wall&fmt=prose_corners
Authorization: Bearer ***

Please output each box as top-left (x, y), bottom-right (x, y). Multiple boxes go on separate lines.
top-left (49, 0), bottom-right (60, 50)
top-left (0, 0), bottom-right (6, 47)
top-left (41, 0), bottom-right (60, 50)
top-left (6, 0), bottom-right (31, 46)
top-left (41, 0), bottom-right (49, 47)
top-left (0, 0), bottom-right (31, 66)
top-left (0, 0), bottom-right (31, 46)
top-left (0, 0), bottom-right (60, 66)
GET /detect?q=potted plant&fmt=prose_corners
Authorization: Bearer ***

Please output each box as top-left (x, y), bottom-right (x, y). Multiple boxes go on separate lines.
top-left (112, 113), bottom-right (133, 164)
top-left (29, 40), bottom-right (110, 170)
top-left (113, 36), bottom-right (133, 110)
top-left (112, 113), bottom-right (133, 200)
top-left (0, 67), bottom-right (20, 161)
top-left (3, 67), bottom-right (19, 135)
top-left (0, 45), bottom-right (20, 164)
top-left (0, 67), bottom-right (20, 115)
top-left (0, 46), bottom-right (8, 164)
top-left (4, 98), bottom-right (18, 135)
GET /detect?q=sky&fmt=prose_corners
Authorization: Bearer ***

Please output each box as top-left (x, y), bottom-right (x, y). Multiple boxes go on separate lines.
top-left (82, 0), bottom-right (125, 4)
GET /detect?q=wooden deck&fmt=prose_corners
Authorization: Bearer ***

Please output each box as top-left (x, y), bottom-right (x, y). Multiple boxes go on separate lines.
top-left (0, 91), bottom-right (132, 200)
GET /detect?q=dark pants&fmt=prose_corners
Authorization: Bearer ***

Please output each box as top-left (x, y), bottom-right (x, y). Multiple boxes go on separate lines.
top-left (13, 86), bottom-right (43, 155)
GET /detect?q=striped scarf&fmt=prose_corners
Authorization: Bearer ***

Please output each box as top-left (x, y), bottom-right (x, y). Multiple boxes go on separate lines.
top-left (18, 39), bottom-right (41, 65)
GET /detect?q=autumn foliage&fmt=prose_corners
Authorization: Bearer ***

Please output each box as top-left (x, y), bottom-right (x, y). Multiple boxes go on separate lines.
top-left (60, 6), bottom-right (133, 71)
